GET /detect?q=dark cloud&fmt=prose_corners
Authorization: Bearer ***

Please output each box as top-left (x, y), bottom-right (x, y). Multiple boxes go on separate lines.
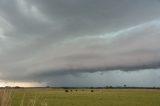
top-left (27, 0), bottom-right (160, 35)
top-left (0, 0), bottom-right (160, 86)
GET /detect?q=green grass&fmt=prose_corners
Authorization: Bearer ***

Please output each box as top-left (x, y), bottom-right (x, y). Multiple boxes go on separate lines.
top-left (2, 88), bottom-right (160, 106)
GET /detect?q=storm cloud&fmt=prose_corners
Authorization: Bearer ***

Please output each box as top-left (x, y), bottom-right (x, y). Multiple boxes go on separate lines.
top-left (0, 0), bottom-right (160, 86)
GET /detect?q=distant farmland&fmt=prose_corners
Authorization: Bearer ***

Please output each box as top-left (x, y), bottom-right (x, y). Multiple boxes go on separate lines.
top-left (1, 88), bottom-right (160, 106)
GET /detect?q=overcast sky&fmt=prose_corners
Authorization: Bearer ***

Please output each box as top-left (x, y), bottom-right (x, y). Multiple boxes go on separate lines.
top-left (0, 0), bottom-right (160, 87)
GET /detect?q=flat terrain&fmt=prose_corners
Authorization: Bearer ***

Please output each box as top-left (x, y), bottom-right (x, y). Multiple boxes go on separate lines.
top-left (5, 88), bottom-right (160, 106)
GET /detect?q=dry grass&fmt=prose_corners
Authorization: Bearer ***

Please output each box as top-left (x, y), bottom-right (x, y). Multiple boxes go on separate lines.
top-left (1, 88), bottom-right (160, 106)
top-left (0, 88), bottom-right (13, 106)
top-left (0, 88), bottom-right (47, 106)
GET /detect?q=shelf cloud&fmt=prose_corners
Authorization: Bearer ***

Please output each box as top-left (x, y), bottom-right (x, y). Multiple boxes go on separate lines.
top-left (0, 0), bottom-right (160, 86)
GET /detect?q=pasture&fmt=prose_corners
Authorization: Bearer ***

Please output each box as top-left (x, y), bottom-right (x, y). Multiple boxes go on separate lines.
top-left (1, 88), bottom-right (160, 106)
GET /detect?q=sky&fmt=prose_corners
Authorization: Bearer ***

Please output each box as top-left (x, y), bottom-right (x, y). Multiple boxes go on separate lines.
top-left (0, 0), bottom-right (160, 87)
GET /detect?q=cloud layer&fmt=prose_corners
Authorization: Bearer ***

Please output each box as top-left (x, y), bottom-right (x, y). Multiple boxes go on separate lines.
top-left (0, 0), bottom-right (160, 86)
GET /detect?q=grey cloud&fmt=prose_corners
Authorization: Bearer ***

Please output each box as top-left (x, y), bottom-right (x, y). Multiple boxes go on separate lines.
top-left (1, 20), bottom-right (160, 82)
top-left (0, 0), bottom-right (160, 86)
top-left (27, 0), bottom-right (160, 35)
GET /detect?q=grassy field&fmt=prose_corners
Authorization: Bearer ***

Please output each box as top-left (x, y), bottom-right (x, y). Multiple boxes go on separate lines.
top-left (1, 88), bottom-right (160, 106)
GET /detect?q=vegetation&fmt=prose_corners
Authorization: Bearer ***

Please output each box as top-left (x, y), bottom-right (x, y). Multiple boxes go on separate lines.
top-left (0, 88), bottom-right (160, 106)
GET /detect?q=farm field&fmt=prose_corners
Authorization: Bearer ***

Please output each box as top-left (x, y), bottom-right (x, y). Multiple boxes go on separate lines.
top-left (1, 88), bottom-right (160, 106)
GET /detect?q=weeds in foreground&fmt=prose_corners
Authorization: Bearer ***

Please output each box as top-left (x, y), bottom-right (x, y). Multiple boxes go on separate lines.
top-left (0, 88), bottom-right (13, 106)
top-left (0, 88), bottom-right (47, 106)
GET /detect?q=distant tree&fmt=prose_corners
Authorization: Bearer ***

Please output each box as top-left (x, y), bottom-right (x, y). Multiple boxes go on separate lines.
top-left (109, 86), bottom-right (113, 88)
top-left (15, 86), bottom-right (21, 89)
top-left (46, 86), bottom-right (50, 88)
top-left (105, 86), bottom-right (109, 88)
top-left (5, 86), bottom-right (11, 88)
top-left (89, 87), bottom-right (94, 89)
